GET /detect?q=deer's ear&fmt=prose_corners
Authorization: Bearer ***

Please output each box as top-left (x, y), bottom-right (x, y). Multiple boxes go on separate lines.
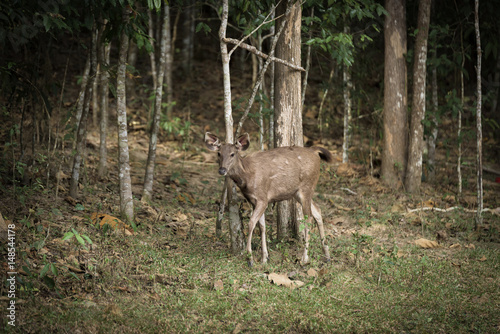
top-left (204, 132), bottom-right (221, 151)
top-left (236, 133), bottom-right (250, 151)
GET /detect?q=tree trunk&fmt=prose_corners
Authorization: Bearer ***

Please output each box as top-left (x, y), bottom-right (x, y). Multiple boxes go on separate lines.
top-left (117, 9), bottom-right (134, 224)
top-left (427, 64), bottom-right (438, 183)
top-left (405, 0), bottom-right (431, 194)
top-left (343, 23), bottom-right (352, 164)
top-left (70, 27), bottom-right (97, 198)
top-left (474, 0), bottom-right (483, 227)
top-left (381, 0), bottom-right (408, 189)
top-left (98, 38), bottom-right (111, 179)
top-left (92, 28), bottom-right (100, 128)
top-left (74, 55), bottom-right (90, 135)
top-left (148, 10), bottom-right (158, 93)
top-left (219, 0), bottom-right (244, 254)
top-left (142, 4), bottom-right (170, 203)
top-left (458, 29), bottom-right (465, 196)
top-left (164, 4), bottom-right (174, 120)
top-left (274, 0), bottom-right (301, 240)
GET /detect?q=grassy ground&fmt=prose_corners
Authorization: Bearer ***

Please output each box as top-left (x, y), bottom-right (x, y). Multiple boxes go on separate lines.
top-left (1, 138), bottom-right (499, 333)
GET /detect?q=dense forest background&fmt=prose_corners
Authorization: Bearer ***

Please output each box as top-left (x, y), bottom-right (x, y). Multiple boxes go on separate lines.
top-left (0, 0), bottom-right (499, 332)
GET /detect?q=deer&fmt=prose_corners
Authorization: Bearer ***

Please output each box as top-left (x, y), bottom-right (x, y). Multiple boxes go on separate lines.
top-left (204, 132), bottom-right (332, 266)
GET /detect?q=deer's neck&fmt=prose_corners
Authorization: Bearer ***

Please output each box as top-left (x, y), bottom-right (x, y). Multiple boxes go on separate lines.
top-left (229, 156), bottom-right (248, 188)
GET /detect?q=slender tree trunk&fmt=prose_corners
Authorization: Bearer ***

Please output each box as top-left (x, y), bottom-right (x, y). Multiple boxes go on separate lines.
top-left (458, 30), bottom-right (465, 196)
top-left (427, 65), bottom-right (438, 183)
top-left (474, 0), bottom-right (483, 228)
top-left (268, 10), bottom-right (276, 149)
top-left (405, 0), bottom-right (431, 193)
top-left (219, 0), bottom-right (244, 254)
top-left (274, 0), bottom-right (301, 240)
top-left (164, 5), bottom-right (174, 120)
top-left (148, 10), bottom-right (158, 93)
top-left (381, 0), bottom-right (408, 188)
top-left (342, 23), bottom-right (352, 164)
top-left (117, 9), bottom-right (134, 224)
top-left (143, 4), bottom-right (170, 203)
top-left (74, 55), bottom-right (90, 134)
top-left (98, 37), bottom-right (111, 179)
top-left (92, 28), bottom-right (100, 128)
top-left (301, 8), bottom-right (314, 112)
top-left (427, 3), bottom-right (438, 183)
top-left (70, 27), bottom-right (97, 198)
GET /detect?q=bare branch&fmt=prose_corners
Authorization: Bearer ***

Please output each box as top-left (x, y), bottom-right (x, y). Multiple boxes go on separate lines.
top-left (222, 37), bottom-right (305, 72)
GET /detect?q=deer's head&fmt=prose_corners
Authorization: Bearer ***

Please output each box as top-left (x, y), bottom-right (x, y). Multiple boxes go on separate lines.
top-left (204, 132), bottom-right (250, 176)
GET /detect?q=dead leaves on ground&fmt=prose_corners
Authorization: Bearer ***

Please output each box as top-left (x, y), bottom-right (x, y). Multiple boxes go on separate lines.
top-left (90, 212), bottom-right (134, 235)
top-left (415, 238), bottom-right (440, 249)
top-left (267, 273), bottom-right (305, 289)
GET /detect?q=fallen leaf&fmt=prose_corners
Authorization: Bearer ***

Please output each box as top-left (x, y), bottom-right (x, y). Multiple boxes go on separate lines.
top-left (91, 213), bottom-right (134, 235)
top-left (415, 238), bottom-right (439, 249)
top-left (268, 273), bottom-right (304, 289)
top-left (214, 280), bottom-right (224, 291)
top-left (478, 256), bottom-right (487, 262)
top-left (307, 268), bottom-right (318, 277)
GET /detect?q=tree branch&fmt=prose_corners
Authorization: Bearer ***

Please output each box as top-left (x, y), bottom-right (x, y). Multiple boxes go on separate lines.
top-left (222, 37), bottom-right (305, 72)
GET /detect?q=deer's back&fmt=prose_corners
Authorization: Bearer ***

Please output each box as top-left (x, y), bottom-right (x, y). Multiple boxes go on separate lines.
top-left (241, 146), bottom-right (322, 203)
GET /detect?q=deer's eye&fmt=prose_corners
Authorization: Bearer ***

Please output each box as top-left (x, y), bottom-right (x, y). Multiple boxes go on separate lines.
top-left (230, 153), bottom-right (235, 157)
top-left (217, 152), bottom-right (220, 157)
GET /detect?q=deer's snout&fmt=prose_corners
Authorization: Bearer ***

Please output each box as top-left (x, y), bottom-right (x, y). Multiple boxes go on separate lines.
top-left (218, 167), bottom-right (227, 176)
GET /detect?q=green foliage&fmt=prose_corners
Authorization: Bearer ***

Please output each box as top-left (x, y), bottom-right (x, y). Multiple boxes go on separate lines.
top-left (303, 0), bottom-right (386, 66)
top-left (160, 116), bottom-right (192, 149)
top-left (62, 228), bottom-right (93, 250)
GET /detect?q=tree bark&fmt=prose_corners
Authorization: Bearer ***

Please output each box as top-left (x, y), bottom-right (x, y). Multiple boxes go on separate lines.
top-left (274, 0), bottom-right (301, 240)
top-left (342, 23), bottom-right (352, 164)
top-left (142, 4), bottom-right (170, 203)
top-left (474, 0), bottom-right (483, 227)
top-left (117, 9), bottom-right (134, 224)
top-left (164, 4), bottom-right (174, 120)
top-left (219, 0), bottom-right (244, 254)
top-left (70, 26), bottom-right (96, 198)
top-left (98, 38), bottom-right (111, 179)
top-left (381, 0), bottom-right (408, 189)
top-left (74, 55), bottom-right (90, 135)
top-left (405, 0), bottom-right (431, 194)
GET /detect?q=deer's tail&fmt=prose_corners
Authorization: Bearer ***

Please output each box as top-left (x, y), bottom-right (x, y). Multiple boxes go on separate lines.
top-left (313, 146), bottom-right (333, 163)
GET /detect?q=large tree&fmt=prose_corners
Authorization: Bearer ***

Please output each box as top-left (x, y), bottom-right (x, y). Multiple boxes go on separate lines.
top-left (274, 0), bottom-right (302, 240)
top-left (405, 0), bottom-right (432, 193)
top-left (381, 0), bottom-right (408, 189)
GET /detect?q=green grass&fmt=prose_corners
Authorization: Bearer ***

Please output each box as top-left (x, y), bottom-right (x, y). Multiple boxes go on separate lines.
top-left (4, 216), bottom-right (499, 333)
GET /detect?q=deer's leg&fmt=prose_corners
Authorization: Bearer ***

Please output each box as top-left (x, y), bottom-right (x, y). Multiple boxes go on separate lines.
top-left (311, 200), bottom-right (331, 261)
top-left (296, 192), bottom-right (313, 264)
top-left (258, 214), bottom-right (269, 263)
top-left (247, 201), bottom-right (267, 267)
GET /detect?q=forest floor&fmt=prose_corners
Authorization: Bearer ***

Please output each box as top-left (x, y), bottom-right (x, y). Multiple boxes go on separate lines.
top-left (1, 59), bottom-right (500, 333)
